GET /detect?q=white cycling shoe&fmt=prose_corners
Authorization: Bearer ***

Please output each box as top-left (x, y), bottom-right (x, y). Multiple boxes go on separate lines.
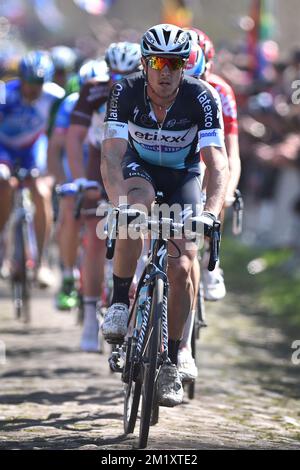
top-left (102, 303), bottom-right (129, 343)
top-left (177, 348), bottom-right (198, 382)
top-left (157, 362), bottom-right (184, 407)
top-left (202, 266), bottom-right (226, 301)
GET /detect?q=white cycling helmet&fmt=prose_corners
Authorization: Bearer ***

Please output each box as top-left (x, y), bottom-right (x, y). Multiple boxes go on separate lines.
top-left (184, 43), bottom-right (206, 78)
top-left (51, 46), bottom-right (77, 72)
top-left (79, 58), bottom-right (110, 85)
top-left (105, 42), bottom-right (141, 73)
top-left (141, 24), bottom-right (191, 58)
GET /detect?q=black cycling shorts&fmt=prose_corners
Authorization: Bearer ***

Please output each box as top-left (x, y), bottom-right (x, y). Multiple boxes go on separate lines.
top-left (121, 152), bottom-right (203, 221)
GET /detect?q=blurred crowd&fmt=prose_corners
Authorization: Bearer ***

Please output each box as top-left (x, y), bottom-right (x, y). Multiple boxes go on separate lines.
top-left (212, 45), bottom-right (300, 247)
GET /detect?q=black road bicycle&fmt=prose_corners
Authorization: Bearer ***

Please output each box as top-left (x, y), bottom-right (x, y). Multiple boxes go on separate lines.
top-left (9, 168), bottom-right (39, 323)
top-left (105, 195), bottom-right (221, 449)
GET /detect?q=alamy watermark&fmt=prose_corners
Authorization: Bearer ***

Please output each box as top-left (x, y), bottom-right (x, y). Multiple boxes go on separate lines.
top-left (0, 81), bottom-right (5, 105)
top-left (291, 340), bottom-right (300, 365)
top-left (0, 340), bottom-right (6, 366)
top-left (291, 81), bottom-right (300, 104)
top-left (95, 197), bottom-right (206, 250)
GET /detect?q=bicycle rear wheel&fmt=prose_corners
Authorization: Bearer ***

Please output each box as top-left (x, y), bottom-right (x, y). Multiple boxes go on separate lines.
top-left (138, 277), bottom-right (163, 449)
top-left (188, 282), bottom-right (206, 399)
top-left (187, 325), bottom-right (196, 399)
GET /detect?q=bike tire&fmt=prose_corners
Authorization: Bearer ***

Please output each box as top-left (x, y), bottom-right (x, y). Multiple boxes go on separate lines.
top-left (187, 325), bottom-right (196, 400)
top-left (123, 339), bottom-right (142, 434)
top-left (138, 277), bottom-right (163, 449)
top-left (123, 305), bottom-right (143, 434)
top-left (11, 222), bottom-right (30, 323)
top-left (188, 282), bottom-right (206, 399)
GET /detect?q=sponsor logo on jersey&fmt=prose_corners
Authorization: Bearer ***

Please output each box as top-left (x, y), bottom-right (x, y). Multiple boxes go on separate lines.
top-left (178, 118), bottom-right (191, 126)
top-left (197, 90), bottom-right (214, 128)
top-left (200, 130), bottom-right (217, 138)
top-left (108, 83), bottom-right (123, 120)
top-left (141, 114), bottom-right (155, 127)
top-left (127, 162), bottom-right (140, 171)
top-left (133, 106), bottom-right (139, 122)
top-left (139, 143), bottom-right (181, 153)
top-left (165, 119), bottom-right (176, 128)
top-left (134, 130), bottom-right (187, 143)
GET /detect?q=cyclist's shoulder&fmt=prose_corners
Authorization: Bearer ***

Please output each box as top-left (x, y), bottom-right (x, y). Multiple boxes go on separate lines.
top-left (110, 71), bottom-right (144, 96)
top-left (57, 91), bottom-right (79, 115)
top-left (42, 81), bottom-right (65, 101)
top-left (79, 78), bottom-right (110, 104)
top-left (62, 91), bottom-right (79, 108)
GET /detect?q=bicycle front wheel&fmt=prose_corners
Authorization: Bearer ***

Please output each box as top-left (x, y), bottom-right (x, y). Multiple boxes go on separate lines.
top-left (123, 337), bottom-right (142, 435)
top-left (11, 221), bottom-right (30, 323)
top-left (138, 277), bottom-right (163, 449)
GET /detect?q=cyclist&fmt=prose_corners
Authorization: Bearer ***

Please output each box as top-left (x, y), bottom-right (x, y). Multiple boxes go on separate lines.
top-left (65, 43), bottom-right (142, 351)
top-left (48, 46), bottom-right (78, 137)
top-left (101, 24), bottom-right (229, 407)
top-left (50, 46), bottom-right (77, 89)
top-left (0, 50), bottom-right (65, 286)
top-left (191, 28), bottom-right (241, 301)
top-left (48, 58), bottom-right (110, 352)
top-left (177, 30), bottom-right (241, 382)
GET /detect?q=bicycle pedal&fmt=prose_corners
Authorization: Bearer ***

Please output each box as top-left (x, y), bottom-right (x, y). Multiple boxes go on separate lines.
top-left (108, 351), bottom-right (124, 373)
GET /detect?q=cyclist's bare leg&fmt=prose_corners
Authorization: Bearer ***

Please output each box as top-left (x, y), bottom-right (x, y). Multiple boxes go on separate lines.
top-left (56, 196), bottom-right (80, 270)
top-left (167, 238), bottom-right (198, 341)
top-left (113, 177), bottom-right (155, 279)
top-left (80, 217), bottom-right (106, 351)
top-left (180, 257), bottom-right (200, 350)
top-left (82, 218), bottom-right (106, 296)
top-left (28, 177), bottom-right (53, 263)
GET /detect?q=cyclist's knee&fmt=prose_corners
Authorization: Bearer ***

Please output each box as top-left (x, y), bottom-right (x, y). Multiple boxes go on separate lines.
top-left (29, 177), bottom-right (52, 200)
top-left (127, 187), bottom-right (155, 210)
top-left (168, 256), bottom-right (194, 284)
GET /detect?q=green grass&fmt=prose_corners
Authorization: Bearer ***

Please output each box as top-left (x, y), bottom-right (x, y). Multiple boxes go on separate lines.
top-left (221, 236), bottom-right (300, 328)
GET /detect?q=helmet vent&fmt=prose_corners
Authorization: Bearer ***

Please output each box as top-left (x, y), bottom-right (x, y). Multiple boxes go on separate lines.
top-left (150, 28), bottom-right (161, 45)
top-left (163, 30), bottom-right (171, 45)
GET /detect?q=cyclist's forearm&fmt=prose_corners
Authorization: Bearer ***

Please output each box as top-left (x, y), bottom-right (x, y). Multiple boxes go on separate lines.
top-left (101, 138), bottom-right (128, 206)
top-left (47, 134), bottom-right (65, 183)
top-left (225, 133), bottom-right (241, 197)
top-left (67, 138), bottom-right (85, 179)
top-left (66, 125), bottom-right (88, 180)
top-left (101, 156), bottom-right (126, 207)
top-left (202, 147), bottom-right (229, 217)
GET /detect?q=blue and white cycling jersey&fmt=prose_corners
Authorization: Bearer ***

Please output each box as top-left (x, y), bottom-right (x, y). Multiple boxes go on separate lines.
top-left (103, 72), bottom-right (224, 171)
top-left (0, 79), bottom-right (65, 149)
top-left (54, 92), bottom-right (79, 131)
top-left (53, 91), bottom-right (92, 182)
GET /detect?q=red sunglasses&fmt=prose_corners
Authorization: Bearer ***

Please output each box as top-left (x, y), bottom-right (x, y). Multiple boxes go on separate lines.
top-left (147, 56), bottom-right (186, 71)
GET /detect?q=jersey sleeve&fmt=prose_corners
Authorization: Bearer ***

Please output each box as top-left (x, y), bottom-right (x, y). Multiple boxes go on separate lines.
top-left (54, 99), bottom-right (72, 131)
top-left (196, 82), bottom-right (225, 149)
top-left (103, 80), bottom-right (131, 141)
